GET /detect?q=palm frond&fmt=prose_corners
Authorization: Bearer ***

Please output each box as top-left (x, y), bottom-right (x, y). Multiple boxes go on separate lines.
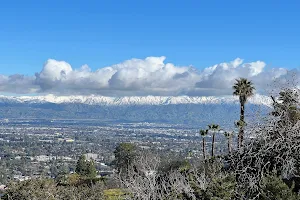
top-left (232, 77), bottom-right (255, 102)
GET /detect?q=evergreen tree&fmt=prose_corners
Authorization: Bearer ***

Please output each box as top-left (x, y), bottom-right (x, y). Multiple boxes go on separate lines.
top-left (86, 160), bottom-right (97, 178)
top-left (58, 164), bottom-right (69, 175)
top-left (260, 174), bottom-right (299, 200)
top-left (75, 155), bottom-right (97, 178)
top-left (50, 165), bottom-right (58, 178)
top-left (114, 143), bottom-right (137, 173)
top-left (75, 155), bottom-right (87, 176)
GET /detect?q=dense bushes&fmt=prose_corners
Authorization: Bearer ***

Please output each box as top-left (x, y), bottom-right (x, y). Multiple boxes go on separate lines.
top-left (2, 178), bottom-right (104, 200)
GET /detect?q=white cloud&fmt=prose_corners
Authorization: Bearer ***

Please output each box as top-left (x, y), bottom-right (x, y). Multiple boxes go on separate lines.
top-left (0, 74), bottom-right (38, 94)
top-left (194, 58), bottom-right (292, 95)
top-left (0, 57), bottom-right (298, 96)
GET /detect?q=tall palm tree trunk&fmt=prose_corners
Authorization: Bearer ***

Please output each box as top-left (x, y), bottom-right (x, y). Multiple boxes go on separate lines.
top-left (211, 132), bottom-right (215, 157)
top-left (238, 103), bottom-right (245, 148)
top-left (228, 137), bottom-right (231, 154)
top-left (202, 137), bottom-right (206, 160)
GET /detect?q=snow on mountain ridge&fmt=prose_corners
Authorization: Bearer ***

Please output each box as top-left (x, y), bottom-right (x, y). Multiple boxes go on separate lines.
top-left (0, 94), bottom-right (273, 107)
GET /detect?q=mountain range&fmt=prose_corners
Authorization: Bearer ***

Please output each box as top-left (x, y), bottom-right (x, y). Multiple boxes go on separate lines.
top-left (0, 94), bottom-right (273, 127)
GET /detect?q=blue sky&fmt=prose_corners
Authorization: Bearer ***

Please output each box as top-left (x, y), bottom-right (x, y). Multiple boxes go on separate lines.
top-left (0, 0), bottom-right (299, 96)
top-left (0, 0), bottom-right (299, 76)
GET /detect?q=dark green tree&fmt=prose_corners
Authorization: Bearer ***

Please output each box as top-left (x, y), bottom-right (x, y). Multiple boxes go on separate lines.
top-left (201, 174), bottom-right (236, 200)
top-left (75, 155), bottom-right (87, 176)
top-left (114, 143), bottom-right (137, 173)
top-left (259, 174), bottom-right (299, 200)
top-left (50, 165), bottom-right (59, 178)
top-left (75, 155), bottom-right (97, 178)
top-left (86, 160), bottom-right (97, 178)
top-left (232, 78), bottom-right (255, 148)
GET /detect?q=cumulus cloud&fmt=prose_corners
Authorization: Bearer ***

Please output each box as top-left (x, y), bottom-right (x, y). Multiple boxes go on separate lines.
top-left (194, 58), bottom-right (291, 95)
top-left (0, 57), bottom-right (298, 96)
top-left (0, 74), bottom-right (38, 94)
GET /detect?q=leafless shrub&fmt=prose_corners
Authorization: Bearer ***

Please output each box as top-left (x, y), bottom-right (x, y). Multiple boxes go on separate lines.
top-left (118, 78), bottom-right (300, 199)
top-left (118, 150), bottom-right (235, 199)
top-left (229, 85), bottom-right (300, 198)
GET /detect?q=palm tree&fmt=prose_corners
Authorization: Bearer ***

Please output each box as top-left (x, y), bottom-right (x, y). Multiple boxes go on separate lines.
top-left (200, 129), bottom-right (208, 160)
top-left (208, 124), bottom-right (220, 157)
top-left (233, 78), bottom-right (255, 148)
top-left (224, 131), bottom-right (233, 154)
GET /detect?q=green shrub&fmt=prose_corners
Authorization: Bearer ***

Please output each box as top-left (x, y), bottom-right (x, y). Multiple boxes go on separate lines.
top-left (2, 178), bottom-right (104, 200)
top-left (259, 174), bottom-right (300, 200)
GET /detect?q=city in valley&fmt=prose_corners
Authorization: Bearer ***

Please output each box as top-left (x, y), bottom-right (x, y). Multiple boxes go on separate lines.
top-left (0, 119), bottom-right (230, 184)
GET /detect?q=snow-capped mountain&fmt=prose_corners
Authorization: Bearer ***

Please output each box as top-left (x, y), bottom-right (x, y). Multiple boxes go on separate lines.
top-left (0, 94), bottom-right (273, 107)
top-left (0, 94), bottom-right (273, 126)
